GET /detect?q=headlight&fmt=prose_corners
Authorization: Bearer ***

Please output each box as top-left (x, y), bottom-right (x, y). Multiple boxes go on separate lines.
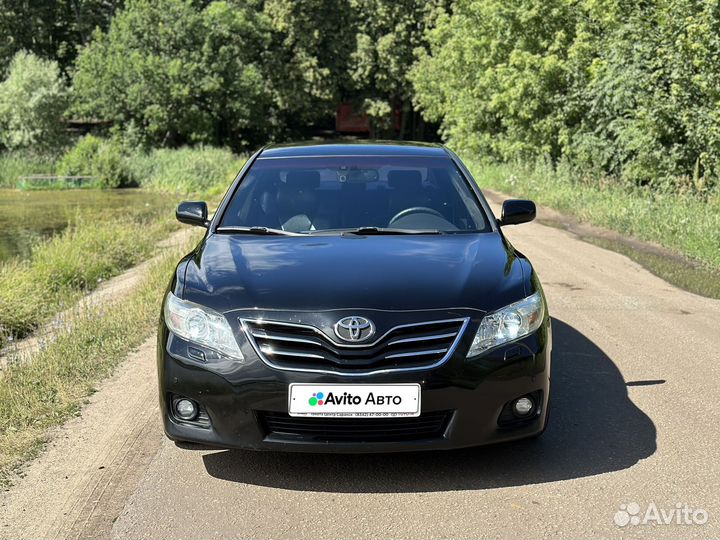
top-left (467, 291), bottom-right (544, 357)
top-left (163, 292), bottom-right (244, 360)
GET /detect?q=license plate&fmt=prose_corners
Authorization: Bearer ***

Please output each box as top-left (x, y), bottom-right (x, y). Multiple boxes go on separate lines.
top-left (288, 384), bottom-right (421, 417)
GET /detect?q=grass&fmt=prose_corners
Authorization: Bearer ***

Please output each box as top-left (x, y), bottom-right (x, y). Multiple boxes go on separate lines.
top-left (469, 160), bottom-right (720, 270)
top-left (15, 178), bottom-right (97, 190)
top-left (0, 213), bottom-right (177, 347)
top-left (0, 236), bottom-right (198, 484)
top-left (0, 151), bottom-right (57, 188)
top-left (1, 145), bottom-right (244, 194)
top-left (125, 146), bottom-right (245, 195)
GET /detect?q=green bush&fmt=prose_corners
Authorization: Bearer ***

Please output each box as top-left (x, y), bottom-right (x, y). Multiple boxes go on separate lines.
top-left (0, 51), bottom-right (68, 151)
top-left (55, 135), bottom-right (101, 177)
top-left (57, 136), bottom-right (134, 188)
top-left (93, 140), bottom-right (133, 188)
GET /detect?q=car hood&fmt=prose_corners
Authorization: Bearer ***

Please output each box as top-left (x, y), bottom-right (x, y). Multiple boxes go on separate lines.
top-left (182, 233), bottom-right (527, 314)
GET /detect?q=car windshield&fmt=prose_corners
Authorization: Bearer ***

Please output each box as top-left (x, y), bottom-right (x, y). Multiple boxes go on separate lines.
top-left (218, 155), bottom-right (490, 234)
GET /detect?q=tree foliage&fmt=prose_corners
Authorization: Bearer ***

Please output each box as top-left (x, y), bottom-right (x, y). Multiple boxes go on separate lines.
top-left (70, 0), bottom-right (449, 144)
top-left (411, 0), bottom-right (720, 194)
top-left (0, 51), bottom-right (69, 150)
top-left (0, 0), bottom-right (120, 76)
top-left (263, 0), bottom-right (356, 127)
top-left (71, 0), bottom-right (275, 149)
top-left (350, 0), bottom-right (448, 136)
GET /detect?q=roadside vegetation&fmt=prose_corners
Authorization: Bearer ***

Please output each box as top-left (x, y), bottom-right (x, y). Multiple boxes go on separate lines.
top-left (1, 142), bottom-right (243, 192)
top-left (0, 215), bottom-right (175, 348)
top-left (471, 161), bottom-right (720, 271)
top-left (410, 0), bottom-right (719, 270)
top-left (0, 143), bottom-right (238, 480)
top-left (125, 146), bottom-right (245, 195)
top-left (412, 1), bottom-right (720, 199)
top-left (0, 235), bottom-right (199, 485)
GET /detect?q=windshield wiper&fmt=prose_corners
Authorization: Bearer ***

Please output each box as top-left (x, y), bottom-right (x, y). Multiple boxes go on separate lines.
top-left (215, 226), bottom-right (302, 236)
top-left (339, 227), bottom-right (444, 236)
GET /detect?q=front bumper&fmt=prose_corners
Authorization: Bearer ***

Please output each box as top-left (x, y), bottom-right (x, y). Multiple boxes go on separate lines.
top-left (157, 313), bottom-right (552, 453)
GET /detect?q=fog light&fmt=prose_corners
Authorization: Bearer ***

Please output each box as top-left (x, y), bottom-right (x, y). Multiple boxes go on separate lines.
top-left (174, 398), bottom-right (198, 420)
top-left (513, 396), bottom-right (534, 416)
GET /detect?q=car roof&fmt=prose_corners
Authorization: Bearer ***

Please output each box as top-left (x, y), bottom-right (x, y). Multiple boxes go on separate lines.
top-left (259, 140), bottom-right (449, 159)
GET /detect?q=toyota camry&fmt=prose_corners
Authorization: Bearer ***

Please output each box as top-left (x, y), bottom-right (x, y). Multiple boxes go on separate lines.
top-left (158, 141), bottom-right (551, 452)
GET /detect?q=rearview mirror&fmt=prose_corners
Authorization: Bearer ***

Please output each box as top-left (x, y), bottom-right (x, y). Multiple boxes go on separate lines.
top-left (499, 199), bottom-right (536, 226)
top-left (337, 167), bottom-right (379, 183)
top-left (176, 201), bottom-right (208, 227)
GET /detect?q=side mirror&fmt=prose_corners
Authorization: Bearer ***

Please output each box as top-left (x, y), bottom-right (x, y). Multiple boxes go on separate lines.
top-left (499, 199), bottom-right (536, 226)
top-left (176, 201), bottom-right (208, 227)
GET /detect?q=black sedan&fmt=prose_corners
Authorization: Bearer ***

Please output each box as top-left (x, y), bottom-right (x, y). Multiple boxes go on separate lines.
top-left (158, 141), bottom-right (551, 452)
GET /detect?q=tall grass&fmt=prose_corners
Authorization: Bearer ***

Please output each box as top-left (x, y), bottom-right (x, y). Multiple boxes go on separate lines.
top-left (469, 160), bottom-right (720, 270)
top-left (127, 146), bottom-right (245, 195)
top-left (0, 214), bottom-right (176, 346)
top-left (0, 151), bottom-right (57, 187)
top-left (0, 238), bottom-right (197, 483)
top-left (1, 144), bottom-right (244, 193)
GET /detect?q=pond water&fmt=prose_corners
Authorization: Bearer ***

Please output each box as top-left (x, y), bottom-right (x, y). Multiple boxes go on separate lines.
top-left (0, 188), bottom-right (176, 263)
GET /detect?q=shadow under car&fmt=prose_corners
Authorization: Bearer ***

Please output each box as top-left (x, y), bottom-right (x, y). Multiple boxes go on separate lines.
top-left (197, 317), bottom-right (657, 492)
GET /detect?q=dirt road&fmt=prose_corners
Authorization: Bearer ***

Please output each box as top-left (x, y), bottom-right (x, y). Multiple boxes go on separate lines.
top-left (2, 195), bottom-right (718, 539)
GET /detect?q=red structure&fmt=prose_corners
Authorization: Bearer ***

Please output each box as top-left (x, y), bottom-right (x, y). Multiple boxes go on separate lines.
top-left (335, 103), bottom-right (371, 134)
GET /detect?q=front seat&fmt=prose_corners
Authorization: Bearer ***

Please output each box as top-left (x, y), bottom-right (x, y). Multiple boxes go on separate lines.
top-left (387, 170), bottom-right (428, 217)
top-left (276, 170), bottom-right (320, 232)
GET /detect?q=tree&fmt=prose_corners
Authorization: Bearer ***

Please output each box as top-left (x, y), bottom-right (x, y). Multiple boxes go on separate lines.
top-left (411, 0), bottom-right (720, 193)
top-left (71, 0), bottom-right (275, 149)
top-left (411, 0), bottom-right (579, 158)
top-left (567, 0), bottom-right (720, 191)
top-left (0, 0), bottom-right (121, 76)
top-left (262, 0), bottom-right (357, 131)
top-left (0, 51), bottom-right (68, 150)
top-left (351, 0), bottom-right (448, 138)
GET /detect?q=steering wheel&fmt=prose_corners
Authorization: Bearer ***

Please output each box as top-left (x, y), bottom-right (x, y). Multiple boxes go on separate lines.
top-left (389, 206), bottom-right (445, 226)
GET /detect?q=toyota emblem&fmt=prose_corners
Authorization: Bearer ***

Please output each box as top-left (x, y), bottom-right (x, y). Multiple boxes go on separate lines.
top-left (334, 316), bottom-right (375, 342)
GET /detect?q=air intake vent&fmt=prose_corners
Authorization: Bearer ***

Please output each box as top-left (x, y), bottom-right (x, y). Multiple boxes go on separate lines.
top-left (259, 411), bottom-right (452, 442)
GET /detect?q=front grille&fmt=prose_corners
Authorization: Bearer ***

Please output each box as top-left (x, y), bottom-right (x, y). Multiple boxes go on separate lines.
top-left (242, 318), bottom-right (468, 374)
top-left (259, 411), bottom-right (451, 442)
